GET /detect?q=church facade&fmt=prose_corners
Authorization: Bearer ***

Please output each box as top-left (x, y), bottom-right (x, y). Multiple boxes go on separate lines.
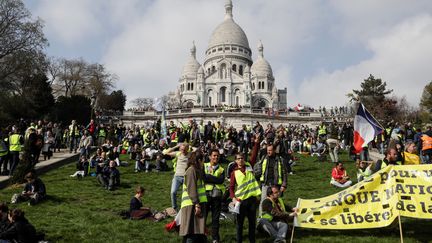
top-left (172, 0), bottom-right (287, 109)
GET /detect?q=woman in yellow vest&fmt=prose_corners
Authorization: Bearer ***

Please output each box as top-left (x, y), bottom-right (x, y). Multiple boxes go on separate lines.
top-left (402, 142), bottom-right (420, 165)
top-left (179, 151), bottom-right (207, 242)
top-left (229, 152), bottom-right (261, 243)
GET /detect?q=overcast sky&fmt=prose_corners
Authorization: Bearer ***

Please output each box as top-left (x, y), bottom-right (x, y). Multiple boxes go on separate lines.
top-left (24, 0), bottom-right (432, 108)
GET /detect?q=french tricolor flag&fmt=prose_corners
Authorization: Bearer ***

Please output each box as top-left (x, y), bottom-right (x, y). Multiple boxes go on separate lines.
top-left (353, 103), bottom-right (383, 153)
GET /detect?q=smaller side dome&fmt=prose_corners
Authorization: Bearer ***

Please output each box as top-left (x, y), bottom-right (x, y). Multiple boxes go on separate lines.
top-left (198, 66), bottom-right (204, 74)
top-left (251, 41), bottom-right (273, 77)
top-left (182, 41), bottom-right (201, 77)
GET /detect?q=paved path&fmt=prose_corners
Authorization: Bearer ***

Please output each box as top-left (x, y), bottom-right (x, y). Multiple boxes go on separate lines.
top-left (0, 150), bottom-right (80, 189)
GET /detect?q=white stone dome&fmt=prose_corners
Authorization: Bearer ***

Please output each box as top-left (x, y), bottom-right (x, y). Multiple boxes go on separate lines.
top-left (251, 42), bottom-right (273, 76)
top-left (208, 19), bottom-right (250, 49)
top-left (182, 42), bottom-right (201, 77)
top-left (207, 0), bottom-right (250, 50)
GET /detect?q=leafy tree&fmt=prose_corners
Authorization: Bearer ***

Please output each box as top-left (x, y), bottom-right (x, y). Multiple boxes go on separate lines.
top-left (0, 0), bottom-right (48, 85)
top-left (50, 95), bottom-right (91, 125)
top-left (348, 74), bottom-right (395, 123)
top-left (419, 81), bottom-right (432, 123)
top-left (98, 90), bottom-right (126, 113)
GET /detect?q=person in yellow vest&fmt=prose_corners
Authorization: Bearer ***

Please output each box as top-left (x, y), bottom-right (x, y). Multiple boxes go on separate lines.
top-left (258, 186), bottom-right (298, 243)
top-left (402, 142), bottom-right (420, 165)
top-left (356, 159), bottom-right (373, 182)
top-left (229, 152), bottom-right (261, 243)
top-left (9, 127), bottom-right (24, 176)
top-left (69, 120), bottom-right (80, 153)
top-left (317, 121), bottom-right (327, 141)
top-left (254, 144), bottom-right (287, 213)
top-left (97, 124), bottom-right (107, 147)
top-left (374, 148), bottom-right (400, 172)
top-left (203, 149), bottom-right (225, 243)
top-left (179, 151), bottom-right (207, 242)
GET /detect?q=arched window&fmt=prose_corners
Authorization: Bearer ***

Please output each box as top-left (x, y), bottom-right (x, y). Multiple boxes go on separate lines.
top-left (220, 87), bottom-right (226, 103)
top-left (212, 66), bottom-right (216, 72)
top-left (209, 96), bottom-right (212, 106)
top-left (232, 64), bottom-right (237, 72)
top-left (239, 65), bottom-right (243, 75)
top-left (252, 83), bottom-right (255, 90)
top-left (191, 83), bottom-right (194, 91)
top-left (236, 96), bottom-right (239, 106)
top-left (187, 83), bottom-right (190, 91)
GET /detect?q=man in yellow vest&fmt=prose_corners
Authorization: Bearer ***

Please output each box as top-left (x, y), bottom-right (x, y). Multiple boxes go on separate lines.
top-left (373, 148), bottom-right (400, 172)
top-left (229, 152), bottom-right (261, 243)
top-left (203, 149), bottom-right (225, 243)
top-left (69, 120), bottom-right (80, 153)
top-left (258, 186), bottom-right (297, 243)
top-left (9, 127), bottom-right (24, 175)
top-left (255, 144), bottom-right (287, 212)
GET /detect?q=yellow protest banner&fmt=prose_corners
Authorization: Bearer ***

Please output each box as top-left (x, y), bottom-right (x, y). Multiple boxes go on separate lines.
top-left (295, 164), bottom-right (432, 229)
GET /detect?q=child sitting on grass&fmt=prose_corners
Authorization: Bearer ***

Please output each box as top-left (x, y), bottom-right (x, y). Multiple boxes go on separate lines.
top-left (11, 171), bottom-right (46, 206)
top-left (130, 186), bottom-right (152, 220)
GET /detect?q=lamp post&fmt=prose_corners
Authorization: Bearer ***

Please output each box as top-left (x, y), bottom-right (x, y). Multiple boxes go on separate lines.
top-left (90, 93), bottom-right (97, 121)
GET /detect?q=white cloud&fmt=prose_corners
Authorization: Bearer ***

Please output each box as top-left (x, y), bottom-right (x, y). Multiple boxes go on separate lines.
top-left (293, 14), bottom-right (432, 107)
top-left (34, 0), bottom-right (104, 45)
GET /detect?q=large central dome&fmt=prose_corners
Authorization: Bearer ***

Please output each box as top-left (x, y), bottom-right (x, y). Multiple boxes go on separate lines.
top-left (207, 0), bottom-right (250, 50)
top-left (208, 19), bottom-right (249, 49)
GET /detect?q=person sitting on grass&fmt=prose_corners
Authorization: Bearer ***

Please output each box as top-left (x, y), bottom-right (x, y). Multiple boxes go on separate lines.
top-left (11, 171), bottom-right (46, 206)
top-left (97, 160), bottom-right (120, 191)
top-left (258, 186), bottom-right (298, 243)
top-left (330, 162), bottom-right (352, 188)
top-left (70, 155), bottom-right (89, 178)
top-left (135, 150), bottom-right (147, 173)
top-left (155, 153), bottom-right (169, 172)
top-left (96, 152), bottom-right (109, 175)
top-left (90, 148), bottom-right (103, 168)
top-left (356, 160), bottom-right (373, 182)
top-left (130, 186), bottom-right (152, 220)
top-left (0, 203), bottom-right (9, 232)
top-left (0, 209), bottom-right (37, 243)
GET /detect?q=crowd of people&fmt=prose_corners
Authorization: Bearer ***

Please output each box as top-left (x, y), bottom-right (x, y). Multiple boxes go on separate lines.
top-left (1, 115), bottom-right (431, 242)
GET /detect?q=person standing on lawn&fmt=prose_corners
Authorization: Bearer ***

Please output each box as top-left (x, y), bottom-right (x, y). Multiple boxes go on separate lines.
top-left (179, 151), bottom-right (207, 243)
top-left (163, 143), bottom-right (191, 211)
top-left (203, 149), bottom-right (225, 243)
top-left (229, 152), bottom-right (261, 243)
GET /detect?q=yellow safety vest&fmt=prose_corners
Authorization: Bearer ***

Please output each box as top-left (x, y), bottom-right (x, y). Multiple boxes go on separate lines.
top-left (181, 176), bottom-right (208, 208)
top-left (260, 197), bottom-right (286, 221)
top-left (0, 138), bottom-right (8, 156)
top-left (204, 162), bottom-right (225, 193)
top-left (403, 152), bottom-right (420, 165)
top-left (98, 129), bottom-right (106, 137)
top-left (69, 125), bottom-right (80, 136)
top-left (122, 140), bottom-right (129, 151)
top-left (143, 132), bottom-right (150, 145)
top-left (260, 158), bottom-right (283, 185)
top-left (9, 134), bottom-right (21, 152)
top-left (234, 163), bottom-right (261, 200)
top-left (318, 125), bottom-right (326, 135)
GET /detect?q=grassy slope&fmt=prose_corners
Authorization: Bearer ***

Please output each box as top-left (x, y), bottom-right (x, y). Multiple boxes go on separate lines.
top-left (0, 152), bottom-right (430, 243)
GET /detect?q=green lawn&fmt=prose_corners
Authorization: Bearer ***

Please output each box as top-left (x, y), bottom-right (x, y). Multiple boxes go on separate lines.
top-left (0, 152), bottom-right (430, 243)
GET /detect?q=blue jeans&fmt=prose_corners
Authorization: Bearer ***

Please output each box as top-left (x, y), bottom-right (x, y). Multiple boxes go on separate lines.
top-left (258, 218), bottom-right (288, 241)
top-left (170, 176), bottom-right (184, 210)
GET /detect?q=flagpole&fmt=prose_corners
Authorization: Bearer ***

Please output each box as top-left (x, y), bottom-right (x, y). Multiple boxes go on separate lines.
top-left (398, 214), bottom-right (404, 243)
top-left (359, 102), bottom-right (385, 130)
